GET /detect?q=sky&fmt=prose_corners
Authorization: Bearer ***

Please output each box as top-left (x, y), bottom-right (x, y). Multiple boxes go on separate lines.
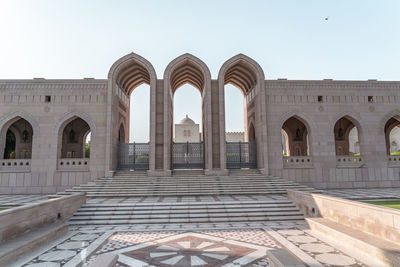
top-left (0, 1), bottom-right (399, 142)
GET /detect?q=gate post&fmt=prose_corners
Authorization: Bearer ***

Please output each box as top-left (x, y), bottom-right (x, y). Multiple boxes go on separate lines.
top-left (239, 141), bottom-right (242, 166)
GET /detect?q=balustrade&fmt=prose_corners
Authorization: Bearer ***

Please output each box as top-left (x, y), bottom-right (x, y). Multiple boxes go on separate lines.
top-left (58, 158), bottom-right (89, 171)
top-left (336, 155), bottom-right (363, 168)
top-left (283, 156), bottom-right (312, 168)
top-left (0, 159), bottom-right (31, 171)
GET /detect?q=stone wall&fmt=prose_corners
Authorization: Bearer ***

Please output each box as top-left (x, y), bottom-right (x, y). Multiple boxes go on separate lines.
top-left (0, 79), bottom-right (107, 193)
top-left (287, 190), bottom-right (400, 244)
top-left (267, 79), bottom-right (400, 188)
top-left (1, 54), bottom-right (400, 192)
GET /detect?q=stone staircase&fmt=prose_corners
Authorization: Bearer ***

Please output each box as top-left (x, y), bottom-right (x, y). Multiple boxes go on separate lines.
top-left (61, 169), bottom-right (317, 197)
top-left (69, 198), bottom-right (304, 225)
top-left (63, 169), bottom-right (317, 226)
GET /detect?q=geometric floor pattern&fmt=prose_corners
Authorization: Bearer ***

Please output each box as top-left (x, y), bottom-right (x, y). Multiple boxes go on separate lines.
top-left (13, 221), bottom-right (368, 267)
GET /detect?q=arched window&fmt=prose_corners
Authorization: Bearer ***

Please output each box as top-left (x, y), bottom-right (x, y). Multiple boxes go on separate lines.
top-left (2, 118), bottom-right (33, 159)
top-left (334, 116), bottom-right (361, 156)
top-left (384, 116), bottom-right (400, 155)
top-left (60, 117), bottom-right (91, 159)
top-left (282, 116), bottom-right (310, 156)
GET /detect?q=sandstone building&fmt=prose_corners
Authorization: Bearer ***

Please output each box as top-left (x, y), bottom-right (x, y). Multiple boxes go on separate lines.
top-left (1, 52), bottom-right (400, 193)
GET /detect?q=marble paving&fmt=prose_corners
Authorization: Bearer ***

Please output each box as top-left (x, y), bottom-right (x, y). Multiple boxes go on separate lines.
top-left (12, 221), bottom-right (368, 267)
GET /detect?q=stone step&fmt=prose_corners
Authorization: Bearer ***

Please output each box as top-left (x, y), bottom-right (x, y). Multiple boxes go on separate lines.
top-left (69, 183), bottom-right (306, 189)
top-left (68, 215), bottom-right (305, 225)
top-left (66, 190), bottom-right (308, 195)
top-left (79, 204), bottom-right (296, 210)
top-left (71, 211), bottom-right (304, 221)
top-left (80, 199), bottom-right (294, 207)
top-left (74, 207), bottom-right (300, 216)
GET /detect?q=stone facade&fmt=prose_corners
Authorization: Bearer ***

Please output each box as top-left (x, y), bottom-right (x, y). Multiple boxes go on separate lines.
top-left (1, 53), bottom-right (400, 193)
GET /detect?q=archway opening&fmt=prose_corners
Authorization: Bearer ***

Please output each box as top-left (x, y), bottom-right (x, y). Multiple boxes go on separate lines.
top-left (129, 84), bottom-right (150, 142)
top-left (60, 117), bottom-right (91, 159)
top-left (173, 84), bottom-right (202, 142)
top-left (282, 116), bottom-right (309, 156)
top-left (114, 60), bottom-right (151, 170)
top-left (223, 61), bottom-right (258, 169)
top-left (3, 118), bottom-right (33, 159)
top-left (334, 116), bottom-right (360, 156)
top-left (384, 116), bottom-right (400, 155)
top-left (170, 60), bottom-right (205, 169)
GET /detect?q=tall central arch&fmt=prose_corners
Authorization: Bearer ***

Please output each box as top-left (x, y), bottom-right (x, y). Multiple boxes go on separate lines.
top-left (163, 54), bottom-right (212, 171)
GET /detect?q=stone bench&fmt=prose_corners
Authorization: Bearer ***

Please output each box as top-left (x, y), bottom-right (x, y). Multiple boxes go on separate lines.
top-left (307, 217), bottom-right (400, 267)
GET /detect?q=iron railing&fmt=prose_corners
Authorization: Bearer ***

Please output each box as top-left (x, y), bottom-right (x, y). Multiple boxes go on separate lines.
top-left (172, 142), bottom-right (204, 169)
top-left (118, 142), bottom-right (150, 170)
top-left (226, 141), bottom-right (257, 169)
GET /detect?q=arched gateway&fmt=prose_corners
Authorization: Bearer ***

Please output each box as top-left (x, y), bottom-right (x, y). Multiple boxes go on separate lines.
top-left (105, 53), bottom-right (268, 175)
top-left (2, 52), bottom-right (400, 192)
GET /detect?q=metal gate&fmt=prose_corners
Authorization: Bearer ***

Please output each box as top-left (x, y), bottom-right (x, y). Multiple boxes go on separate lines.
top-left (172, 142), bottom-right (204, 169)
top-left (118, 142), bottom-right (150, 170)
top-left (226, 141), bottom-right (257, 169)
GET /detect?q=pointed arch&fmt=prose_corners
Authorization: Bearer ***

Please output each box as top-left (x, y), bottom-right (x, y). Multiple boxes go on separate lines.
top-left (108, 52), bottom-right (157, 95)
top-left (331, 112), bottom-right (363, 156)
top-left (381, 110), bottom-right (400, 155)
top-left (218, 54), bottom-right (267, 171)
top-left (163, 53), bottom-right (211, 94)
top-left (279, 111), bottom-right (315, 132)
top-left (54, 111), bottom-right (96, 136)
top-left (0, 111), bottom-right (39, 137)
top-left (56, 112), bottom-right (94, 159)
top-left (280, 113), bottom-right (312, 156)
top-left (329, 111), bottom-right (364, 134)
top-left (163, 53), bottom-right (212, 171)
top-left (0, 112), bottom-right (38, 159)
top-left (380, 110), bottom-right (400, 133)
top-left (218, 54), bottom-right (265, 94)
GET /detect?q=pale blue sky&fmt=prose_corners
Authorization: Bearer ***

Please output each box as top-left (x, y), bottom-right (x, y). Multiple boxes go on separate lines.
top-left (0, 1), bottom-right (399, 142)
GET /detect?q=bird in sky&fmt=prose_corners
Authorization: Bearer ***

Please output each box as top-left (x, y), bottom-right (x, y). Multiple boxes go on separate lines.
top-left (325, 17), bottom-right (329, 21)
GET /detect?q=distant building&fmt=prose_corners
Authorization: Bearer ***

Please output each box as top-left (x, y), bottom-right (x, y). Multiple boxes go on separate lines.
top-left (174, 115), bottom-right (200, 142)
top-left (226, 132), bottom-right (244, 142)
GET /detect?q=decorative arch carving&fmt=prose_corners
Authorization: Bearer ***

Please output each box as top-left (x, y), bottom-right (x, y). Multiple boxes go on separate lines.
top-left (108, 52), bottom-right (157, 95)
top-left (163, 53), bottom-right (211, 94)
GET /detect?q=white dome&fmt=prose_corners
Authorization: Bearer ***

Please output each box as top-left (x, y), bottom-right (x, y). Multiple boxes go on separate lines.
top-left (179, 115), bottom-right (195, 125)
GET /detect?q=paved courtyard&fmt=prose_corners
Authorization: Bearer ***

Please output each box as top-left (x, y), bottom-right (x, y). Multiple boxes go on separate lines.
top-left (12, 221), bottom-right (367, 267)
top-left (2, 188), bottom-right (399, 266)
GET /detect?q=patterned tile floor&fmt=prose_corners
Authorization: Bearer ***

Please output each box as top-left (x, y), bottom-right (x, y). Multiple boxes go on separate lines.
top-left (13, 221), bottom-right (369, 267)
top-left (4, 188), bottom-right (400, 266)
